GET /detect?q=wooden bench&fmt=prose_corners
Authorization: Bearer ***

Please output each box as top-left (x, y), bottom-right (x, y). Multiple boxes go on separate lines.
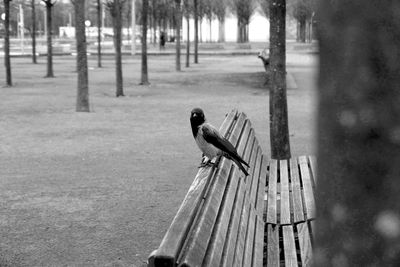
top-left (147, 110), bottom-right (317, 267)
top-left (148, 110), bottom-right (267, 267)
top-left (264, 156), bottom-right (317, 266)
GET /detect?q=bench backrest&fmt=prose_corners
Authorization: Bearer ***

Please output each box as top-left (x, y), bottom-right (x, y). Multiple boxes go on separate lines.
top-left (148, 110), bottom-right (267, 267)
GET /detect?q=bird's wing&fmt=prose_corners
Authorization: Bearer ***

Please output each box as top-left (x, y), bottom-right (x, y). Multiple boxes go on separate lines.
top-left (201, 123), bottom-right (238, 156)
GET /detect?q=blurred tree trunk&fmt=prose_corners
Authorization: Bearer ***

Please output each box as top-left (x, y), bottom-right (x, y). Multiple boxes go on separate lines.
top-left (140, 0), bottom-right (150, 84)
top-left (269, 0), bottom-right (290, 159)
top-left (96, 0), bottom-right (102, 67)
top-left (218, 17), bottom-right (225, 43)
top-left (175, 0), bottom-right (181, 71)
top-left (316, 0), bottom-right (400, 265)
top-left (298, 17), bottom-right (306, 43)
top-left (4, 0), bottom-right (12, 86)
top-left (44, 1), bottom-right (55, 77)
top-left (193, 0), bottom-right (198, 63)
top-left (31, 0), bottom-right (37, 64)
top-left (74, 0), bottom-right (90, 112)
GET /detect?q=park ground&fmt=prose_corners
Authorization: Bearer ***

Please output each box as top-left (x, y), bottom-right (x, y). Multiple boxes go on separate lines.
top-left (0, 50), bottom-right (317, 266)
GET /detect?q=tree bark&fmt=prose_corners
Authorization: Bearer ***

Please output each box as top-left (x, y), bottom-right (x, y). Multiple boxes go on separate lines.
top-left (74, 0), bottom-right (90, 112)
top-left (316, 1), bottom-right (400, 265)
top-left (31, 0), bottom-right (37, 64)
top-left (113, 0), bottom-right (124, 96)
top-left (4, 0), bottom-right (12, 86)
top-left (45, 2), bottom-right (54, 77)
top-left (140, 0), bottom-right (150, 84)
top-left (193, 0), bottom-right (198, 63)
top-left (269, 0), bottom-right (290, 159)
top-left (97, 0), bottom-right (102, 67)
top-left (175, 0), bottom-right (181, 71)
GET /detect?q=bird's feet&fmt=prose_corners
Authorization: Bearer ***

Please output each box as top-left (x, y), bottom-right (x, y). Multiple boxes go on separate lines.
top-left (198, 160), bottom-right (214, 168)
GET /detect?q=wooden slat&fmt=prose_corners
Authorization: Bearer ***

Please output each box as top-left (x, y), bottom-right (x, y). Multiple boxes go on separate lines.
top-left (242, 208), bottom-right (256, 267)
top-left (203, 167), bottom-right (241, 267)
top-left (255, 155), bottom-right (268, 218)
top-left (249, 146), bottom-right (262, 209)
top-left (309, 155), bottom-right (317, 185)
top-left (252, 216), bottom-right (264, 267)
top-left (227, 113), bottom-right (247, 149)
top-left (297, 222), bottom-right (313, 267)
top-left (233, 195), bottom-right (251, 267)
top-left (282, 226), bottom-right (298, 267)
top-left (151, 111), bottom-right (238, 266)
top-left (220, 179), bottom-right (247, 267)
top-left (280, 160), bottom-right (291, 225)
top-left (290, 158), bottom-right (305, 223)
top-left (310, 220), bottom-right (316, 237)
top-left (219, 110), bottom-right (238, 137)
top-left (266, 160), bottom-right (278, 224)
top-left (266, 224), bottom-right (279, 266)
top-left (298, 156), bottom-right (316, 220)
top-left (244, 134), bottom-right (257, 193)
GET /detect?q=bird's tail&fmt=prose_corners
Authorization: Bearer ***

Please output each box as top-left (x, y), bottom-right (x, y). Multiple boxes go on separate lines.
top-left (225, 153), bottom-right (250, 176)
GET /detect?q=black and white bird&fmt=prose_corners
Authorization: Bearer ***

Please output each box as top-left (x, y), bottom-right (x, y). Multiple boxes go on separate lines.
top-left (190, 108), bottom-right (250, 176)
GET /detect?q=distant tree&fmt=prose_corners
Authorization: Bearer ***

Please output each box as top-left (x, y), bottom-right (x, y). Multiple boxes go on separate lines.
top-left (193, 0), bottom-right (198, 63)
top-left (288, 0), bottom-right (315, 42)
top-left (72, 0), bottom-right (90, 112)
top-left (269, 0), bottom-right (291, 159)
top-left (203, 0), bottom-right (212, 42)
top-left (42, 0), bottom-right (56, 78)
top-left (96, 0), bottom-right (102, 67)
top-left (140, 0), bottom-right (150, 84)
top-left (105, 0), bottom-right (125, 97)
top-left (174, 0), bottom-right (182, 71)
top-left (183, 0), bottom-right (192, 67)
top-left (3, 0), bottom-right (12, 86)
top-left (231, 0), bottom-right (256, 43)
top-left (30, 0), bottom-right (37, 64)
top-left (213, 0), bottom-right (226, 42)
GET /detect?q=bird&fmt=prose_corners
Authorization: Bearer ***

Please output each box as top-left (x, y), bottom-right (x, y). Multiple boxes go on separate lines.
top-left (190, 108), bottom-right (250, 176)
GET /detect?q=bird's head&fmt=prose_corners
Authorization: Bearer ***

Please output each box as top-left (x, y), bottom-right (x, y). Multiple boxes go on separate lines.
top-left (190, 108), bottom-right (206, 136)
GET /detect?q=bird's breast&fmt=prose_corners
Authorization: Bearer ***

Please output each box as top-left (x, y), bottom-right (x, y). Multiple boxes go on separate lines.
top-left (195, 127), bottom-right (220, 159)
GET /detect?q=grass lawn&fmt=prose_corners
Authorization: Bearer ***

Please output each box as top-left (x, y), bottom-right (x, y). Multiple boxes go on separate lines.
top-left (0, 53), bottom-right (317, 266)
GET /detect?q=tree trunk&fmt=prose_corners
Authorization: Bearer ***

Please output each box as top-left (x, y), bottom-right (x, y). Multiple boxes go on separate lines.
top-left (175, 0), bottom-right (181, 71)
top-left (4, 0), bottom-right (12, 86)
top-left (193, 0), bottom-right (198, 63)
top-left (316, 1), bottom-right (400, 265)
top-left (218, 17), bottom-right (225, 43)
top-left (298, 17), bottom-right (306, 43)
top-left (269, 0), bottom-right (290, 159)
top-left (31, 0), bottom-right (37, 64)
top-left (140, 0), bottom-right (150, 84)
top-left (185, 15), bottom-right (190, 68)
top-left (74, 0), bottom-right (90, 112)
top-left (113, 0), bottom-right (124, 96)
top-left (45, 3), bottom-right (54, 77)
top-left (209, 18), bottom-right (212, 42)
top-left (97, 0), bottom-right (102, 67)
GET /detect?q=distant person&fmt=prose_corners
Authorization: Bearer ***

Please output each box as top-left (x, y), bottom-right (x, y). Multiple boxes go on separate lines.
top-left (160, 32), bottom-right (166, 50)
